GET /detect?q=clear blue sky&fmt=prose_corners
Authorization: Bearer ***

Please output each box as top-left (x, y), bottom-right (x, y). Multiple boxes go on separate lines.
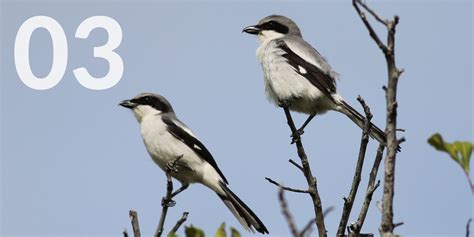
top-left (1, 0), bottom-right (472, 236)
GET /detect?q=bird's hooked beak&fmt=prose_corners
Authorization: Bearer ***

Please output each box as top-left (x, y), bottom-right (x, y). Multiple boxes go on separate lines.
top-left (119, 100), bottom-right (136, 109)
top-left (242, 25), bottom-right (261, 35)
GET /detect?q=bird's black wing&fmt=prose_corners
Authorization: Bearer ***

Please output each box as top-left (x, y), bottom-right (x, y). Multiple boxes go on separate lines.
top-left (276, 40), bottom-right (337, 100)
top-left (162, 114), bottom-right (228, 184)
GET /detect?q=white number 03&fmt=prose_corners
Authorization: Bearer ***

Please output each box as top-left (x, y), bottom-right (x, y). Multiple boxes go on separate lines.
top-left (14, 16), bottom-right (123, 90)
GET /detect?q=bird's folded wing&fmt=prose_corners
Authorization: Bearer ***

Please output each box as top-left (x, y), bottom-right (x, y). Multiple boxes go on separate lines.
top-left (161, 114), bottom-right (229, 184)
top-left (276, 39), bottom-right (337, 100)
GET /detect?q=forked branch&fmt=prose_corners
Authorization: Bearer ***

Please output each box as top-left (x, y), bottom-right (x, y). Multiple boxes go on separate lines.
top-left (352, 0), bottom-right (404, 235)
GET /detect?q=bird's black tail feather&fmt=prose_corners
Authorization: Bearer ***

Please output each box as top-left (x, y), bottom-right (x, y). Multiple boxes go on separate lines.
top-left (218, 181), bottom-right (269, 234)
top-left (338, 100), bottom-right (386, 145)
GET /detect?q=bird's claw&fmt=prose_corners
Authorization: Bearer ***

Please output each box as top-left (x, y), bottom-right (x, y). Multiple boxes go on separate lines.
top-left (162, 197), bottom-right (176, 207)
top-left (165, 156), bottom-right (182, 174)
top-left (290, 129), bottom-right (304, 144)
top-left (165, 162), bottom-right (178, 174)
top-left (278, 100), bottom-right (291, 108)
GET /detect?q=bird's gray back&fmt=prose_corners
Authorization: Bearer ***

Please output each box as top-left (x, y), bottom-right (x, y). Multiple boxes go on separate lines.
top-left (280, 35), bottom-right (339, 81)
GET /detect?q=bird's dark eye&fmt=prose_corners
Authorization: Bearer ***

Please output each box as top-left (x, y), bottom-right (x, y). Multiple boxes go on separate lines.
top-left (144, 96), bottom-right (150, 101)
top-left (259, 20), bottom-right (289, 34)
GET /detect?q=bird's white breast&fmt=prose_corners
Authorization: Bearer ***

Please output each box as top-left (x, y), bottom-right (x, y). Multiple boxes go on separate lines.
top-left (139, 115), bottom-right (223, 190)
top-left (256, 40), bottom-right (330, 114)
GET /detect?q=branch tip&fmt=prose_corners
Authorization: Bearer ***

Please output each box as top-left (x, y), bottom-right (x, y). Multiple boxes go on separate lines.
top-left (265, 177), bottom-right (309, 194)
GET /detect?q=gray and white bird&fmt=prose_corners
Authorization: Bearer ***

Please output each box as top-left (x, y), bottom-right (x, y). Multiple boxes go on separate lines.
top-left (243, 15), bottom-right (386, 144)
top-left (120, 93), bottom-right (268, 234)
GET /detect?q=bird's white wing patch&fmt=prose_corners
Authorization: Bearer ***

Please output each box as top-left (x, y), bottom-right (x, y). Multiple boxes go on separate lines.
top-left (284, 39), bottom-right (323, 69)
top-left (298, 65), bottom-right (307, 74)
top-left (174, 120), bottom-right (197, 138)
top-left (193, 144), bottom-right (202, 151)
top-left (282, 37), bottom-right (340, 81)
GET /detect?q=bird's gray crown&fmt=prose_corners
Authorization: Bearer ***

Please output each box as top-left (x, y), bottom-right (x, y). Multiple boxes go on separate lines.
top-left (257, 15), bottom-right (302, 37)
top-left (130, 93), bottom-right (174, 113)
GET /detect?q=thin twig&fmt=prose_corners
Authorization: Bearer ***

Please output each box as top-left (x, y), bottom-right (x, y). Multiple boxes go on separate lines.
top-left (323, 206), bottom-right (335, 218)
top-left (168, 212), bottom-right (189, 236)
top-left (393, 222), bottom-right (404, 228)
top-left (279, 188), bottom-right (300, 237)
top-left (265, 177), bottom-right (310, 193)
top-left (352, 0), bottom-right (387, 53)
top-left (155, 156), bottom-right (183, 237)
top-left (350, 144), bottom-right (384, 234)
top-left (300, 207), bottom-right (334, 237)
top-left (353, 0), bottom-right (404, 235)
top-left (463, 170), bottom-right (474, 193)
top-left (300, 218), bottom-right (316, 237)
top-left (358, 0), bottom-right (388, 25)
top-left (281, 105), bottom-right (327, 237)
top-left (336, 96), bottom-right (373, 237)
top-left (155, 173), bottom-right (174, 237)
top-left (289, 159), bottom-right (304, 172)
top-left (467, 218), bottom-right (472, 237)
top-left (129, 210), bottom-right (141, 237)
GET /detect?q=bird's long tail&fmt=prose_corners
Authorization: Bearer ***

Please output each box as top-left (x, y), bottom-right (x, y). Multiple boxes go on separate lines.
top-left (337, 100), bottom-right (386, 145)
top-left (217, 181), bottom-right (269, 234)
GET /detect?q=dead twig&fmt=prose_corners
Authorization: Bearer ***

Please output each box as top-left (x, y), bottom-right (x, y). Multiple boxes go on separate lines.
top-left (265, 177), bottom-right (310, 194)
top-left (352, 0), bottom-right (404, 235)
top-left (289, 159), bottom-right (304, 172)
top-left (155, 156), bottom-right (183, 237)
top-left (281, 104), bottom-right (327, 237)
top-left (279, 188), bottom-right (300, 237)
top-left (129, 210), bottom-right (141, 237)
top-left (336, 96), bottom-right (373, 237)
top-left (350, 144), bottom-right (384, 234)
top-left (467, 218), bottom-right (472, 237)
top-left (168, 212), bottom-right (190, 236)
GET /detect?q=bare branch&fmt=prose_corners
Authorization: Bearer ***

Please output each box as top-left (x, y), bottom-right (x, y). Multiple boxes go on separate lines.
top-left (129, 210), bottom-right (141, 237)
top-left (352, 0), bottom-right (387, 53)
top-left (350, 145), bottom-right (384, 234)
top-left (393, 222), bottom-right (404, 228)
top-left (168, 212), bottom-right (189, 236)
top-left (358, 0), bottom-right (388, 25)
top-left (300, 207), bottom-right (334, 237)
top-left (336, 97), bottom-right (373, 237)
top-left (467, 218), bottom-right (472, 237)
top-left (289, 159), bottom-right (304, 173)
top-left (266, 177), bottom-right (310, 193)
top-left (155, 156), bottom-right (183, 237)
top-left (279, 188), bottom-right (300, 237)
top-left (280, 105), bottom-right (327, 237)
top-left (353, 0), bottom-right (404, 235)
top-left (300, 218), bottom-right (316, 237)
top-left (154, 174), bottom-right (174, 237)
top-left (323, 206), bottom-right (335, 218)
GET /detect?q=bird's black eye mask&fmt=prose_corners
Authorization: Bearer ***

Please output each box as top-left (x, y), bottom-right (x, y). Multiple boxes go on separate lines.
top-left (131, 96), bottom-right (171, 113)
top-left (257, 20), bottom-right (289, 34)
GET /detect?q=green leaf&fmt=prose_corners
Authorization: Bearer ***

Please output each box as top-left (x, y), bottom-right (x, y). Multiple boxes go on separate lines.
top-left (230, 227), bottom-right (241, 237)
top-left (168, 233), bottom-right (179, 237)
top-left (214, 223), bottom-right (227, 237)
top-left (428, 133), bottom-right (473, 174)
top-left (453, 141), bottom-right (472, 173)
top-left (185, 225), bottom-right (205, 237)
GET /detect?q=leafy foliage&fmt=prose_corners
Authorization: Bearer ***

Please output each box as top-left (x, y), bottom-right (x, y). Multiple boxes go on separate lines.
top-left (184, 225), bottom-right (205, 237)
top-left (428, 133), bottom-right (472, 174)
top-left (177, 223), bottom-right (240, 237)
top-left (428, 133), bottom-right (473, 192)
top-left (213, 223), bottom-right (241, 237)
